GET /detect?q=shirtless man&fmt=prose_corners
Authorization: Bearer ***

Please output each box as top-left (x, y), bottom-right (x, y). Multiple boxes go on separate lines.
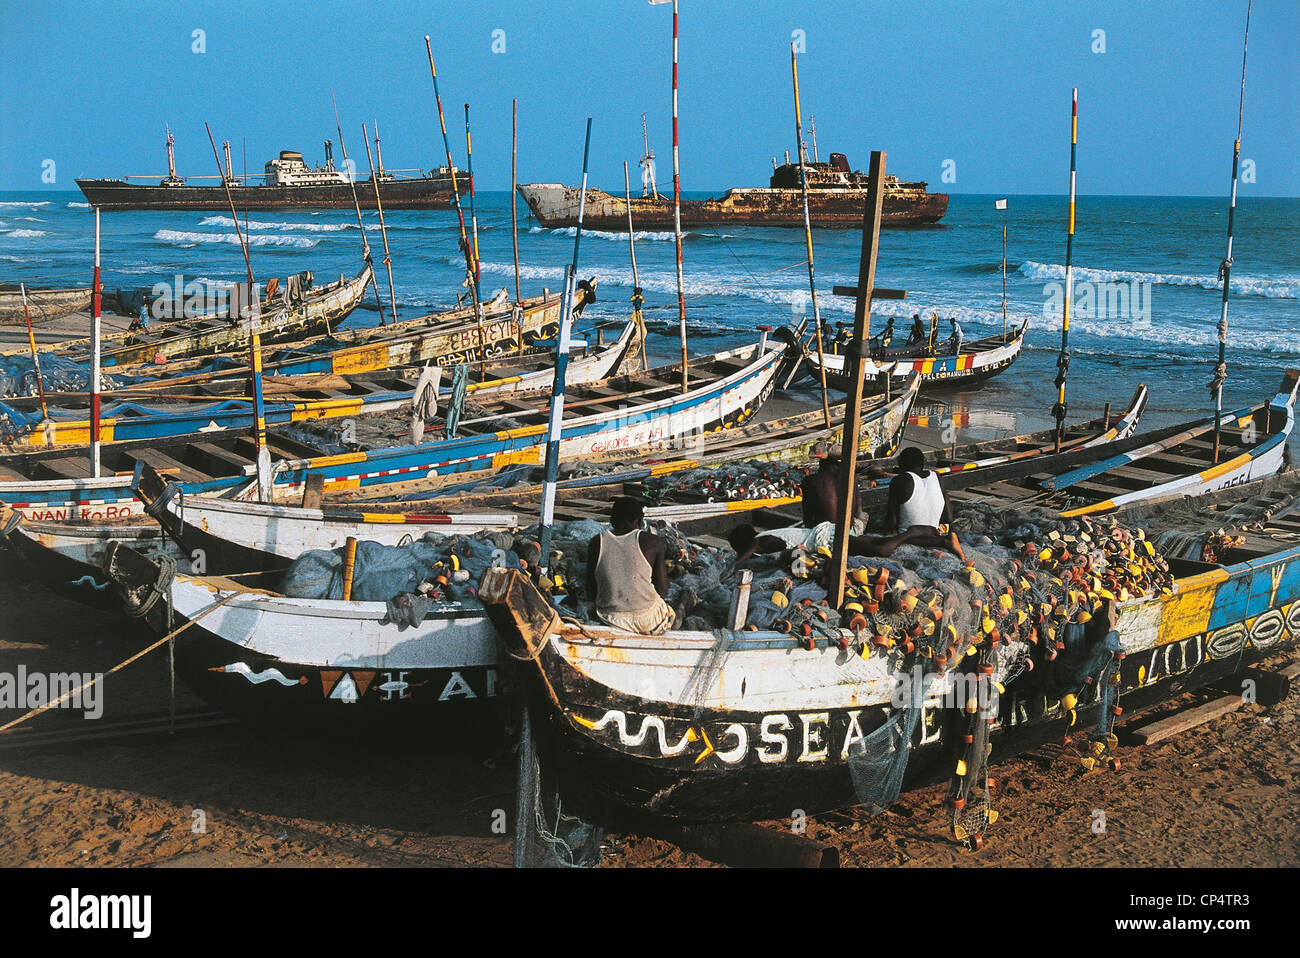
top-left (586, 497), bottom-right (695, 634)
top-left (800, 447), bottom-right (868, 532)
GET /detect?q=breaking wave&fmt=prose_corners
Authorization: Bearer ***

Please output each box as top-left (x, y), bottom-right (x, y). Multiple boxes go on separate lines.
top-left (529, 226), bottom-right (731, 242)
top-left (154, 229), bottom-right (320, 249)
top-left (66, 201), bottom-right (92, 209)
top-left (199, 215), bottom-right (352, 233)
top-left (1019, 260), bottom-right (1299, 299)
top-left (0, 228), bottom-right (48, 238)
top-left (0, 201), bottom-right (50, 209)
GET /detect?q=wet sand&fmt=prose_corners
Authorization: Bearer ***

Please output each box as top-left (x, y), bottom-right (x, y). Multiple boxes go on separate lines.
top-left (1, 561), bottom-right (1295, 869)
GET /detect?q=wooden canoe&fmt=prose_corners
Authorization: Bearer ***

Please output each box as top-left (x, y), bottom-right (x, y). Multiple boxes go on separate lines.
top-left (804, 322), bottom-right (1028, 393)
top-left (0, 285), bottom-right (94, 326)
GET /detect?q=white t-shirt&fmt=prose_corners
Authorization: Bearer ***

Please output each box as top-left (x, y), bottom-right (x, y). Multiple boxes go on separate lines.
top-left (898, 471), bottom-right (944, 531)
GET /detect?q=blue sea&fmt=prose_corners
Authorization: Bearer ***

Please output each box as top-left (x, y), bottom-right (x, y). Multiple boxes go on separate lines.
top-left (2, 190), bottom-right (1297, 449)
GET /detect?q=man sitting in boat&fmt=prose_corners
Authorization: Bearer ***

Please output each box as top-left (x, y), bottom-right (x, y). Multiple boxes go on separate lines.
top-left (801, 445), bottom-right (868, 531)
top-left (908, 313), bottom-right (926, 345)
top-left (586, 497), bottom-right (695, 635)
top-left (868, 446), bottom-right (966, 561)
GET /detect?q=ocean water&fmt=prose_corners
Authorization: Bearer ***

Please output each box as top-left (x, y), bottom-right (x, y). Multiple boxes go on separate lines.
top-left (2, 190), bottom-right (1297, 449)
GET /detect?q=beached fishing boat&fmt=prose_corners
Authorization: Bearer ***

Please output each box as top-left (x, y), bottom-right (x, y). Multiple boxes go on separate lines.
top-left (0, 285), bottom-right (94, 326)
top-left (804, 322), bottom-right (1027, 393)
top-left (0, 336), bottom-right (793, 520)
top-left (0, 319), bottom-right (638, 450)
top-left (2, 265), bottom-right (374, 368)
top-left (0, 507), bottom-right (189, 606)
top-left (479, 474), bottom-right (1300, 825)
top-left (946, 371), bottom-right (1298, 517)
top-left (124, 376), bottom-right (916, 573)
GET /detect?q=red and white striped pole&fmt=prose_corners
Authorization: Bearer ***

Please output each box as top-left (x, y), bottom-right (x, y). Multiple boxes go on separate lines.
top-left (670, 0), bottom-right (688, 391)
top-left (90, 207), bottom-right (102, 477)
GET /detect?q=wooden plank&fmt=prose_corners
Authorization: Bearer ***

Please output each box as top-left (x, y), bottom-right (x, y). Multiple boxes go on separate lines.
top-left (123, 448), bottom-right (208, 484)
top-left (1123, 693), bottom-right (1246, 746)
top-left (35, 457), bottom-right (92, 480)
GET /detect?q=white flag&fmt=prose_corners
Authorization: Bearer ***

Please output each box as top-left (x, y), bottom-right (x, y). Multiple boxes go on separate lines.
top-left (994, 198), bottom-right (1008, 210)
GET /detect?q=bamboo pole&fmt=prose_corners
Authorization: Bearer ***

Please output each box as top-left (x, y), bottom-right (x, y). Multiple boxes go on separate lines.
top-left (1053, 90), bottom-right (1078, 454)
top-left (624, 161), bottom-right (649, 371)
top-left (827, 151), bottom-right (887, 610)
top-left (423, 38), bottom-right (486, 345)
top-left (538, 118), bottom-right (593, 574)
top-left (511, 100), bottom-right (523, 306)
top-left (1212, 0), bottom-right (1252, 466)
top-left (330, 91), bottom-right (387, 326)
top-left (19, 285), bottom-right (50, 435)
top-left (362, 122), bottom-right (398, 325)
top-left (205, 122), bottom-right (270, 501)
top-left (465, 103), bottom-right (488, 380)
top-left (90, 209), bottom-right (102, 475)
top-left (342, 535), bottom-right (358, 601)
top-left (669, 0), bottom-right (688, 392)
top-left (791, 44), bottom-right (831, 429)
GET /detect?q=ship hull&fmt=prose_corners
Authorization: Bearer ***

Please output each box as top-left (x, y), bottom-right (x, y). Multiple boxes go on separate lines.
top-left (76, 176), bottom-right (467, 212)
top-left (518, 184), bottom-right (948, 229)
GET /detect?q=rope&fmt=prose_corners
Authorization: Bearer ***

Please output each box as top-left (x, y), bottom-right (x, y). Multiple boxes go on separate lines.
top-left (127, 554), bottom-right (178, 619)
top-left (0, 590), bottom-right (241, 734)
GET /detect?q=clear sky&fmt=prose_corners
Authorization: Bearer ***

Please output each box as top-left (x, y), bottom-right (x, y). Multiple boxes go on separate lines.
top-left (2, 0), bottom-right (1296, 196)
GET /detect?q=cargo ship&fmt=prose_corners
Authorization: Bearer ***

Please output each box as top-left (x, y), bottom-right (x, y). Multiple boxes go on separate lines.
top-left (77, 126), bottom-right (467, 212)
top-left (519, 129), bottom-right (947, 230)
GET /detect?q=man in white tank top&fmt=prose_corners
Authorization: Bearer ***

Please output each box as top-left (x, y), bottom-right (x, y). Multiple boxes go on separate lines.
top-left (871, 446), bottom-right (966, 561)
top-left (585, 497), bottom-right (696, 634)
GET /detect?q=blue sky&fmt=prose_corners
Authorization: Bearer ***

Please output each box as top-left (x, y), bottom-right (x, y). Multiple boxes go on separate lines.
top-left (2, 0), bottom-right (1296, 196)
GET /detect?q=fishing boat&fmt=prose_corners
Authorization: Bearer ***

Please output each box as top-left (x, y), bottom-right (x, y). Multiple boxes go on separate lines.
top-left (478, 471), bottom-right (1300, 825)
top-left (101, 540), bottom-right (503, 722)
top-left (125, 376), bottom-right (919, 574)
top-left (0, 285), bottom-right (94, 326)
top-left (802, 322), bottom-right (1028, 393)
top-left (0, 319), bottom-right (638, 451)
top-left (945, 371), bottom-right (1298, 518)
top-left (0, 335), bottom-right (794, 520)
top-left (2, 264), bottom-right (374, 368)
top-left (0, 507), bottom-right (189, 607)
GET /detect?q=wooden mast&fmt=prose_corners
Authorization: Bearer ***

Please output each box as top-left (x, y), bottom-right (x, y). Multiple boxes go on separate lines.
top-left (18, 284), bottom-right (50, 439)
top-left (537, 118), bottom-right (594, 573)
top-left (511, 99), bottom-right (522, 308)
top-left (1053, 89), bottom-right (1078, 454)
top-left (362, 122), bottom-right (398, 325)
top-left (424, 38), bottom-right (485, 335)
top-left (205, 122), bottom-right (270, 501)
top-left (1212, 0), bottom-right (1252, 465)
top-left (624, 161), bottom-right (649, 371)
top-left (791, 43), bottom-right (831, 428)
top-left (464, 103), bottom-right (488, 373)
top-left (827, 151), bottom-right (888, 610)
top-left (330, 91), bottom-right (387, 326)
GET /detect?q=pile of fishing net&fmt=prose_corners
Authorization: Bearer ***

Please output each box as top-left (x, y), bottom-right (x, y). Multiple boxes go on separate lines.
top-left (642, 460), bottom-right (813, 505)
top-left (279, 519), bottom-right (604, 628)
top-left (0, 354), bottom-right (125, 400)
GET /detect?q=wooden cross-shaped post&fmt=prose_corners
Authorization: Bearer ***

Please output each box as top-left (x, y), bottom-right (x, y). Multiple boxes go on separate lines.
top-left (827, 150), bottom-right (893, 610)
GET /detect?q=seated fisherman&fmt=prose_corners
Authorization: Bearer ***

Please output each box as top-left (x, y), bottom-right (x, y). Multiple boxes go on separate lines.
top-left (908, 313), bottom-right (926, 345)
top-left (867, 446), bottom-right (966, 561)
top-left (586, 497), bottom-right (695, 634)
top-left (800, 445), bottom-right (868, 533)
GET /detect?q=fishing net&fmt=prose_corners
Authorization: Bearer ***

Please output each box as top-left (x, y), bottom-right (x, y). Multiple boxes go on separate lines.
top-left (848, 669), bottom-right (937, 815)
top-left (512, 707), bottom-right (604, 869)
top-left (0, 354), bottom-right (126, 400)
top-left (643, 460), bottom-right (813, 505)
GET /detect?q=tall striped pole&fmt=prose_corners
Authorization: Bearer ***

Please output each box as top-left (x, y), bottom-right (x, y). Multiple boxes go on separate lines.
top-left (538, 118), bottom-right (593, 575)
top-left (1212, 0), bottom-right (1252, 465)
top-left (90, 210), bottom-right (102, 475)
top-left (1053, 89), bottom-right (1078, 454)
top-left (670, 0), bottom-right (688, 392)
top-left (424, 38), bottom-right (484, 333)
top-left (206, 123), bottom-right (270, 500)
top-left (791, 43), bottom-right (831, 429)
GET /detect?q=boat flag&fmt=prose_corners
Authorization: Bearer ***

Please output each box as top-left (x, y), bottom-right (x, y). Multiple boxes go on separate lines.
top-left (995, 198), bottom-right (1008, 210)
